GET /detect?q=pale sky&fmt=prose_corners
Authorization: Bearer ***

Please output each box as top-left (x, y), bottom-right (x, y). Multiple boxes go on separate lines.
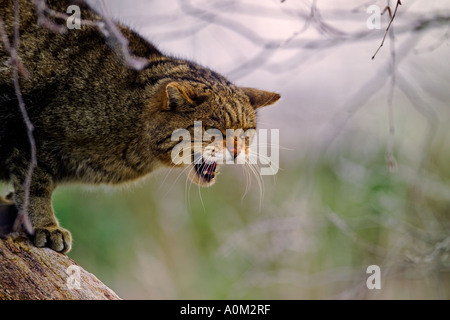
top-left (88, 0), bottom-right (450, 159)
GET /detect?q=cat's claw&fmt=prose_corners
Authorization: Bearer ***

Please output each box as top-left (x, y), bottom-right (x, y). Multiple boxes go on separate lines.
top-left (33, 226), bottom-right (72, 253)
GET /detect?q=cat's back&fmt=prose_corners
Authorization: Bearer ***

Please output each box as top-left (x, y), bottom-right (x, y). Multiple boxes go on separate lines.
top-left (1, 0), bottom-right (163, 94)
top-left (0, 0), bottom-right (164, 178)
top-left (1, 0), bottom-right (101, 92)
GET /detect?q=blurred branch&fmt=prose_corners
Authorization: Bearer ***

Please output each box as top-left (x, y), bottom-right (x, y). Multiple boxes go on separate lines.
top-left (319, 33), bottom-right (424, 154)
top-left (325, 211), bottom-right (387, 256)
top-left (174, 0), bottom-right (449, 50)
top-left (414, 20), bottom-right (450, 54)
top-left (30, 0), bottom-right (149, 70)
top-left (386, 9), bottom-right (398, 173)
top-left (12, 0), bottom-right (35, 235)
top-left (96, 0), bottom-right (149, 71)
top-left (0, 0), bottom-right (152, 235)
top-left (169, 0), bottom-right (449, 80)
top-left (0, 1), bottom-right (34, 236)
top-left (396, 71), bottom-right (438, 171)
top-left (31, 0), bottom-right (97, 33)
top-left (0, 18), bottom-right (28, 78)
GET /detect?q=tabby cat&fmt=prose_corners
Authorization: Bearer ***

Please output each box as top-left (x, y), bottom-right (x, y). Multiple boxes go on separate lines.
top-left (0, 0), bottom-right (280, 252)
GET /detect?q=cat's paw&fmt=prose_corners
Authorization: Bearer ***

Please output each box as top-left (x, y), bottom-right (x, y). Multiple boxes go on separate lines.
top-left (33, 226), bottom-right (72, 253)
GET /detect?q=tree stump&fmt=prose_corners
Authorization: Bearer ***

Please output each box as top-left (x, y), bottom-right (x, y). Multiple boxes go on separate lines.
top-left (0, 233), bottom-right (121, 300)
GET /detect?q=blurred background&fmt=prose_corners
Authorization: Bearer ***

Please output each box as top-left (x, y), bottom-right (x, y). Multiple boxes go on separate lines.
top-left (3, 0), bottom-right (450, 299)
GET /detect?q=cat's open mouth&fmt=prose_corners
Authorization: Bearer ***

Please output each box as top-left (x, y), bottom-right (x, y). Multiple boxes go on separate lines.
top-left (188, 156), bottom-right (218, 186)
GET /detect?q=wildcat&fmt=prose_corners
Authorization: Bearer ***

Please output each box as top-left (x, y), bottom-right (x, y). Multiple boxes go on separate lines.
top-left (0, 0), bottom-right (280, 252)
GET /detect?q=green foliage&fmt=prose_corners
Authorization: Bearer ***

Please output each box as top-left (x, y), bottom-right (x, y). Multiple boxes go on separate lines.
top-left (1, 128), bottom-right (449, 299)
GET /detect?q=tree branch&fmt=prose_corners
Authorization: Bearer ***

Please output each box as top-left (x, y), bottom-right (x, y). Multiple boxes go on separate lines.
top-left (0, 234), bottom-right (121, 300)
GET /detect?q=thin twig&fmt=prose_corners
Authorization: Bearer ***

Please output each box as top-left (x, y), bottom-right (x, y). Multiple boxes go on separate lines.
top-left (0, 8), bottom-right (33, 235)
top-left (0, 19), bottom-right (29, 78)
top-left (8, 1), bottom-right (35, 235)
top-left (372, 0), bottom-right (402, 60)
top-left (31, 0), bottom-right (97, 33)
top-left (386, 12), bottom-right (397, 172)
top-left (96, 0), bottom-right (149, 70)
top-left (0, 0), bottom-right (150, 234)
top-left (0, 20), bottom-right (11, 52)
top-left (30, 0), bottom-right (148, 70)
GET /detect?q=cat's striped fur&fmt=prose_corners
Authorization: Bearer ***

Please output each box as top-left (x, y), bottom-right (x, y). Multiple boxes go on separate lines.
top-left (0, 0), bottom-right (280, 252)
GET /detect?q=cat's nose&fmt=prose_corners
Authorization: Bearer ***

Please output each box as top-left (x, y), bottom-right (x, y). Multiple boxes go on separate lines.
top-left (225, 136), bottom-right (244, 159)
top-left (230, 148), bottom-right (239, 159)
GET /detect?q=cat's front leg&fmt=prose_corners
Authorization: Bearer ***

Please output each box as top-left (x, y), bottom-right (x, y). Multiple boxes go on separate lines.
top-left (9, 151), bottom-right (72, 253)
top-left (0, 194), bottom-right (17, 236)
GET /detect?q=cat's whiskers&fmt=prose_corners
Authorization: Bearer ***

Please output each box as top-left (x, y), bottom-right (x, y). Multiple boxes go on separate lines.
top-left (160, 162), bottom-right (181, 191)
top-left (161, 161), bottom-right (192, 197)
top-left (241, 162), bottom-right (252, 200)
top-left (241, 152), bottom-right (265, 211)
top-left (247, 151), bottom-right (273, 167)
top-left (250, 162), bottom-right (265, 211)
top-left (185, 164), bottom-right (198, 210)
top-left (197, 180), bottom-right (205, 212)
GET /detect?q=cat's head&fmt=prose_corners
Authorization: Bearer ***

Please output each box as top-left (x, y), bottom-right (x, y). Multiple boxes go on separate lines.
top-left (151, 80), bottom-right (280, 186)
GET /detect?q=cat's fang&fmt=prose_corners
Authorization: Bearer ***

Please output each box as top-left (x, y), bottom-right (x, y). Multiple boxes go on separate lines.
top-left (194, 157), bottom-right (218, 183)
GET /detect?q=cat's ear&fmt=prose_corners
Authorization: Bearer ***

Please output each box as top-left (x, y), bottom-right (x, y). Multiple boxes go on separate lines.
top-left (241, 87), bottom-right (281, 109)
top-left (163, 82), bottom-right (194, 110)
